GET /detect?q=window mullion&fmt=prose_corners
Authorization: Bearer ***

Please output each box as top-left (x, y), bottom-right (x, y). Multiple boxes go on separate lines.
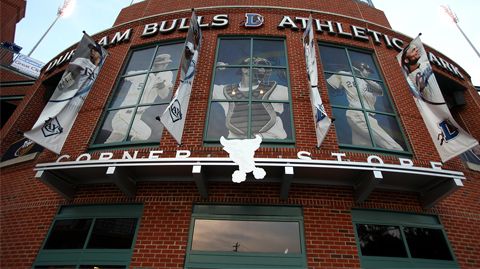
top-left (122, 55), bottom-right (156, 143)
top-left (82, 217), bottom-right (96, 250)
top-left (399, 225), bottom-right (413, 259)
top-left (248, 38), bottom-right (254, 139)
top-left (346, 50), bottom-right (377, 148)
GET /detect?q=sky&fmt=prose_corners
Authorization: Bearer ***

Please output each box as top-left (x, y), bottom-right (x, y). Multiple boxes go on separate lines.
top-left (14, 0), bottom-right (480, 85)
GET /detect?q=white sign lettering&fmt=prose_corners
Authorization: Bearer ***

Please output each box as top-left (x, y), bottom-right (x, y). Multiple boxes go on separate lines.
top-left (43, 14), bottom-right (464, 80)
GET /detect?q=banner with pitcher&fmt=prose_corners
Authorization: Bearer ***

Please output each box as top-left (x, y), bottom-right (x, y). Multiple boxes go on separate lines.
top-left (24, 33), bottom-right (107, 154)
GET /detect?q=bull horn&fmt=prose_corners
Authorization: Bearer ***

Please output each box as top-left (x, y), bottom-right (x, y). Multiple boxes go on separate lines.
top-left (220, 136), bottom-right (227, 146)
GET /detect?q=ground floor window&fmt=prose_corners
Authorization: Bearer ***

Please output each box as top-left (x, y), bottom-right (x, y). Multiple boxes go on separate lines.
top-left (33, 204), bottom-right (143, 269)
top-left (185, 205), bottom-right (307, 269)
top-left (352, 209), bottom-right (459, 269)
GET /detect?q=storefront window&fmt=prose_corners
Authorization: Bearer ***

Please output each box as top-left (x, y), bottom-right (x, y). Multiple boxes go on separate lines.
top-left (205, 37), bottom-right (294, 143)
top-left (319, 44), bottom-right (408, 153)
top-left (352, 209), bottom-right (458, 269)
top-left (92, 42), bottom-right (183, 147)
top-left (191, 219), bottom-right (301, 253)
top-left (33, 204), bottom-right (142, 269)
top-left (185, 205), bottom-right (307, 269)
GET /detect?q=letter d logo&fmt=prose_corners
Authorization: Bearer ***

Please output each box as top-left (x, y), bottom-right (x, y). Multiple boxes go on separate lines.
top-left (244, 13), bottom-right (264, 28)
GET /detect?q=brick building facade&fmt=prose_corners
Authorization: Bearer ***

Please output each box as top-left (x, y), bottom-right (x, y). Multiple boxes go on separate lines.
top-left (1, 1), bottom-right (479, 268)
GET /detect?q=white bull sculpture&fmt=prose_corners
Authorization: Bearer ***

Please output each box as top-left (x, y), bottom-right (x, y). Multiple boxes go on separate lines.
top-left (220, 135), bottom-right (266, 183)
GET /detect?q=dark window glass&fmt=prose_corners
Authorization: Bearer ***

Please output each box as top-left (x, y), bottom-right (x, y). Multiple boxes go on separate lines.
top-left (253, 39), bottom-right (287, 67)
top-left (35, 265), bottom-right (77, 269)
top-left (319, 44), bottom-right (407, 152)
top-left (87, 218), bottom-right (137, 249)
top-left (207, 38), bottom-right (293, 142)
top-left (356, 224), bottom-right (408, 257)
top-left (370, 113), bottom-right (407, 151)
top-left (205, 101), bottom-right (230, 139)
top-left (79, 265), bottom-right (126, 269)
top-left (94, 42), bottom-right (183, 146)
top-left (319, 46), bottom-right (350, 73)
top-left (192, 219), bottom-right (301, 254)
top-left (124, 48), bottom-right (156, 74)
top-left (216, 39), bottom-right (250, 65)
top-left (404, 227), bottom-right (453, 260)
top-left (348, 51), bottom-right (380, 80)
top-left (44, 219), bottom-right (92, 249)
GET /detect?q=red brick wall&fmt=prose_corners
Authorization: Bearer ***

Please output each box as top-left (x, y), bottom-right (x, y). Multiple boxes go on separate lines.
top-left (1, 3), bottom-right (480, 269)
top-left (0, 0), bottom-right (26, 42)
top-left (114, 0), bottom-right (391, 28)
top-left (0, 68), bottom-right (32, 82)
top-left (2, 178), bottom-right (480, 268)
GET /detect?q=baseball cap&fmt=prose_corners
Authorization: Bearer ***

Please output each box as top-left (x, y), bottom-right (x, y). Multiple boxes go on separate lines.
top-left (353, 61), bottom-right (373, 72)
top-left (154, 53), bottom-right (172, 64)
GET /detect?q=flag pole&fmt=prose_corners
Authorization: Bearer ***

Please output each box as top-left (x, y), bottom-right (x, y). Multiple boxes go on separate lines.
top-left (441, 5), bottom-right (480, 59)
top-left (27, 0), bottom-right (74, 57)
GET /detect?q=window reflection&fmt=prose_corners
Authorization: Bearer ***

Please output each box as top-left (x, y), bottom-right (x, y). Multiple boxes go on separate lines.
top-left (356, 224), bottom-right (407, 257)
top-left (192, 219), bottom-right (301, 254)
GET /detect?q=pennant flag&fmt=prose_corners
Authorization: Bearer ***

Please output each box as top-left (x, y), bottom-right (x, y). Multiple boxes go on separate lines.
top-left (396, 35), bottom-right (478, 162)
top-left (160, 10), bottom-right (202, 144)
top-left (303, 15), bottom-right (332, 147)
top-left (24, 33), bottom-right (107, 154)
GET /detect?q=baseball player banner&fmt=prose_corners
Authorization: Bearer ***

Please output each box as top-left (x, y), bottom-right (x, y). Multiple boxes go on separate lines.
top-left (24, 33), bottom-right (107, 154)
top-left (160, 10), bottom-right (202, 144)
top-left (303, 15), bottom-right (331, 147)
top-left (397, 35), bottom-right (478, 162)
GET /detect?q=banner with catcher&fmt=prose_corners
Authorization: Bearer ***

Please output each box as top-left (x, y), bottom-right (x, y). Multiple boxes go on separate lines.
top-left (397, 35), bottom-right (477, 162)
top-left (303, 15), bottom-right (331, 147)
top-left (24, 33), bottom-right (107, 154)
top-left (160, 10), bottom-right (202, 144)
